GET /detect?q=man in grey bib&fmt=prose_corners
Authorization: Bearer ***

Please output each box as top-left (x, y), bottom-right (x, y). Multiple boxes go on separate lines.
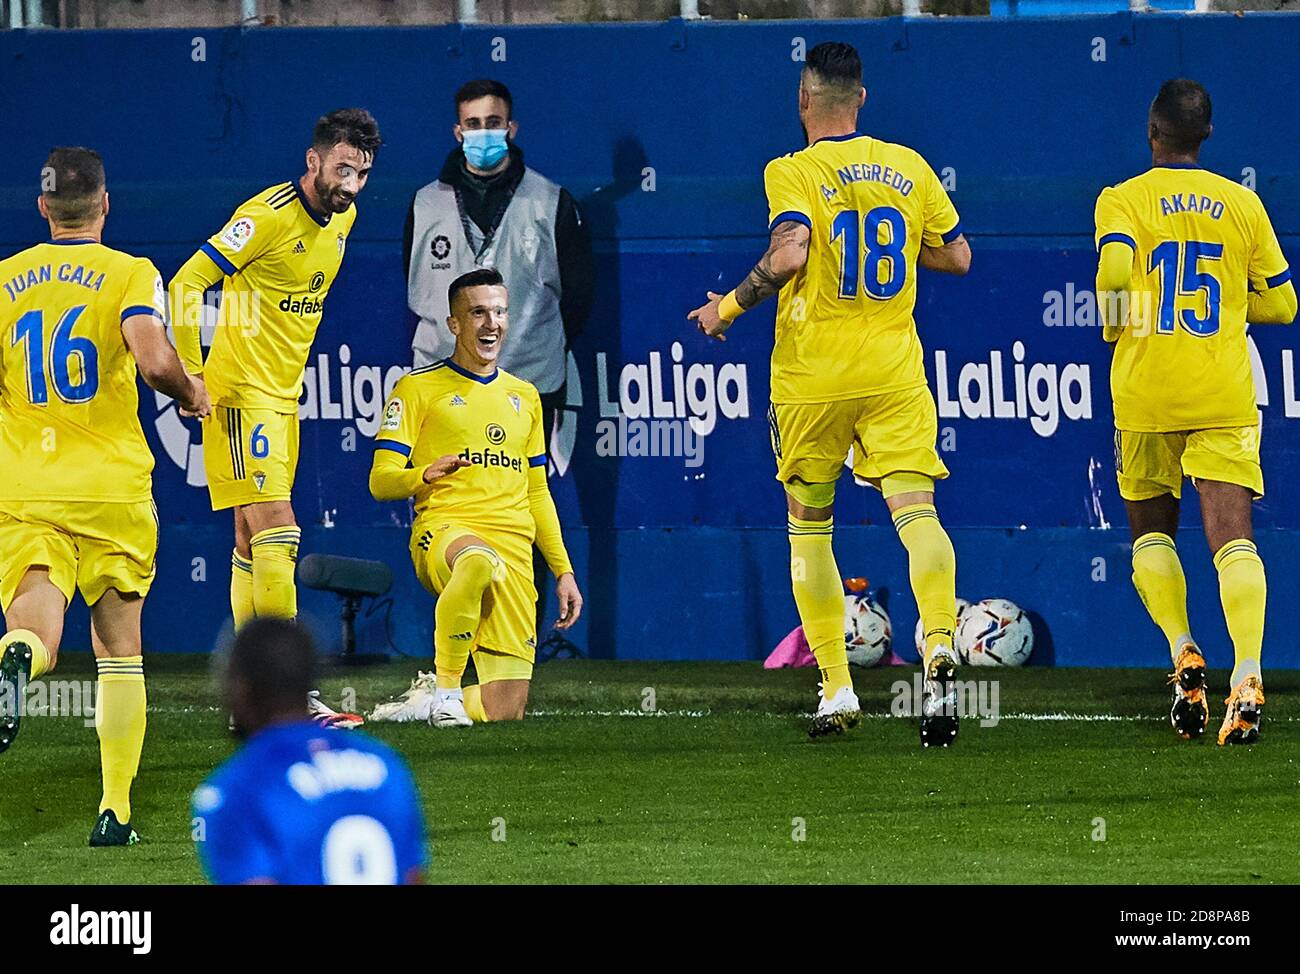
top-left (404, 78), bottom-right (593, 454)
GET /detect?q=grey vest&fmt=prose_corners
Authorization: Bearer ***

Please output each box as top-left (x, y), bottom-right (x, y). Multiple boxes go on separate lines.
top-left (408, 168), bottom-right (565, 393)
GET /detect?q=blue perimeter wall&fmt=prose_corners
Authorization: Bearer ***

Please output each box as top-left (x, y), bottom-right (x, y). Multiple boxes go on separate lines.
top-left (2, 13), bottom-right (1299, 668)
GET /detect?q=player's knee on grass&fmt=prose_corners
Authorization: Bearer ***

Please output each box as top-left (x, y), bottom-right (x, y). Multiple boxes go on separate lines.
top-left (480, 679), bottom-right (529, 721)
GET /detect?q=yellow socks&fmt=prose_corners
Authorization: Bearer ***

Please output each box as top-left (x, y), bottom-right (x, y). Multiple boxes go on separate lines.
top-left (892, 503), bottom-right (957, 665)
top-left (230, 550), bottom-right (255, 629)
top-left (250, 526), bottom-right (301, 619)
top-left (788, 514), bottom-right (851, 696)
top-left (434, 549), bottom-right (498, 691)
top-left (1214, 539), bottom-right (1266, 687)
top-left (1131, 532), bottom-right (1193, 663)
top-left (96, 656), bottom-right (146, 824)
top-left (2, 629), bottom-right (51, 680)
top-left (463, 683), bottom-right (489, 722)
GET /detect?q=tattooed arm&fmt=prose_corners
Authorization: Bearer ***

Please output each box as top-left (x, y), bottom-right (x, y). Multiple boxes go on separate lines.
top-left (687, 220), bottom-right (811, 341)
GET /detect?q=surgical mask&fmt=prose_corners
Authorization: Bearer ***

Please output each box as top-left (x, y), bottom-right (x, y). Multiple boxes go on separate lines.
top-left (461, 129), bottom-right (509, 169)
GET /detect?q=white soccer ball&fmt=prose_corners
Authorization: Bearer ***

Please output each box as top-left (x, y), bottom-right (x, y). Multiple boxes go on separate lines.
top-left (913, 597), bottom-right (970, 658)
top-left (956, 598), bottom-right (1033, 667)
top-left (844, 594), bottom-right (891, 667)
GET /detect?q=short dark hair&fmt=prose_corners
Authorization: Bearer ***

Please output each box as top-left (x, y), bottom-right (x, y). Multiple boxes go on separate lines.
top-left (454, 79), bottom-right (513, 118)
top-left (805, 42), bottom-right (863, 92)
top-left (1150, 79), bottom-right (1212, 154)
top-left (312, 107), bottom-right (383, 160)
top-left (226, 618), bottom-right (317, 715)
top-left (41, 146), bottom-right (106, 227)
top-left (448, 267), bottom-right (505, 313)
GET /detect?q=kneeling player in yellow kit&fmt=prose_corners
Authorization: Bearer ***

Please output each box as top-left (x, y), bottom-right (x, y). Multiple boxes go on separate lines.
top-left (1095, 80), bottom-right (1296, 744)
top-left (0, 148), bottom-right (210, 844)
top-left (370, 269), bottom-right (582, 724)
top-left (690, 42), bottom-right (971, 745)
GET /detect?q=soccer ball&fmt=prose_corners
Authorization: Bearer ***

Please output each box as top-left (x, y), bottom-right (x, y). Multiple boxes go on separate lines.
top-left (844, 594), bottom-right (891, 667)
top-left (913, 597), bottom-right (970, 657)
top-left (955, 598), bottom-right (1034, 667)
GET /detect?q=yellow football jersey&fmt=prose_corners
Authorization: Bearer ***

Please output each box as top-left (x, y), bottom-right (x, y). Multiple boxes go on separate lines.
top-left (180, 181), bottom-right (356, 413)
top-left (1095, 165), bottom-right (1291, 432)
top-left (0, 239), bottom-right (165, 502)
top-left (763, 133), bottom-right (961, 404)
top-left (374, 359), bottom-right (546, 538)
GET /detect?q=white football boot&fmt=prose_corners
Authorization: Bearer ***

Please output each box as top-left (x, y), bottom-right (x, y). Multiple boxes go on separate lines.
top-left (370, 671), bottom-right (437, 723)
top-left (809, 684), bottom-right (862, 738)
top-left (429, 689), bottom-right (474, 729)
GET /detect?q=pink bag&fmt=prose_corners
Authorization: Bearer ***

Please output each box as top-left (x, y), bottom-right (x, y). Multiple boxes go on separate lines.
top-left (764, 626), bottom-right (817, 669)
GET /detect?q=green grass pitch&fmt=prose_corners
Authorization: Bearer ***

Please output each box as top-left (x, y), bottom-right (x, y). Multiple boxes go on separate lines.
top-left (0, 655), bottom-right (1295, 884)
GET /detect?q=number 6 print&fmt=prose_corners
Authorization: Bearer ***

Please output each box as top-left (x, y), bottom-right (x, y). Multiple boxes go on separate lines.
top-left (250, 423), bottom-right (270, 459)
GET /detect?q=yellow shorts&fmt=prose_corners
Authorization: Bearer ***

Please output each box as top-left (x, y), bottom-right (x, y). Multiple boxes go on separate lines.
top-left (768, 384), bottom-right (949, 491)
top-left (0, 499), bottom-right (158, 611)
top-left (203, 406), bottom-right (300, 510)
top-left (411, 520), bottom-right (538, 672)
top-left (1115, 424), bottom-right (1263, 501)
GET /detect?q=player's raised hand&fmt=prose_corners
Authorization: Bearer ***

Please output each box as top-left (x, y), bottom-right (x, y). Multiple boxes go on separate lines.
top-left (687, 291), bottom-right (730, 341)
top-left (422, 454), bottom-right (473, 483)
top-left (554, 572), bottom-right (584, 629)
top-left (179, 375), bottom-right (212, 420)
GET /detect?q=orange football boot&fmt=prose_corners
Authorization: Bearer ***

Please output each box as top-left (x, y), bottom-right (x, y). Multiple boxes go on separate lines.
top-left (1217, 675), bottom-right (1265, 746)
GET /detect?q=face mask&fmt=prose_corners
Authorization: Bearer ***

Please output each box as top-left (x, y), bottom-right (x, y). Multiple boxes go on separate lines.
top-left (462, 128), bottom-right (509, 169)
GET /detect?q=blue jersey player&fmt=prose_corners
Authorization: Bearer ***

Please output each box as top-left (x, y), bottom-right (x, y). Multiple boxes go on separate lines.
top-left (192, 619), bottom-right (427, 884)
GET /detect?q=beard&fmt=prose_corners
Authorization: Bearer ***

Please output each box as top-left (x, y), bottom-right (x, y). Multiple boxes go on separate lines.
top-left (313, 173), bottom-right (354, 214)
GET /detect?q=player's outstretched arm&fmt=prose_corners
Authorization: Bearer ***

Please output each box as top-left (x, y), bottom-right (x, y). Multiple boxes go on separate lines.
top-left (167, 249), bottom-right (226, 376)
top-left (919, 234), bottom-right (972, 276)
top-left (526, 465), bottom-right (582, 628)
top-left (368, 450), bottom-right (469, 501)
top-left (1247, 278), bottom-right (1297, 325)
top-left (122, 313), bottom-right (210, 418)
top-left (688, 220), bottom-right (811, 340)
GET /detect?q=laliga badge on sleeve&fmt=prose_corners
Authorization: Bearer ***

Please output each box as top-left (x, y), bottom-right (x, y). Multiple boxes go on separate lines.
top-left (382, 399), bottom-right (403, 431)
top-left (219, 217), bottom-right (256, 252)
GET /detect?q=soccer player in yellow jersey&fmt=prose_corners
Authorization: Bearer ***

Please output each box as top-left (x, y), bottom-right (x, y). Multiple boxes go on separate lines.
top-left (1094, 80), bottom-right (1296, 745)
top-left (0, 148), bottom-right (210, 845)
top-left (689, 42), bottom-right (971, 744)
top-left (370, 269), bottom-right (582, 725)
top-left (169, 109), bottom-right (381, 630)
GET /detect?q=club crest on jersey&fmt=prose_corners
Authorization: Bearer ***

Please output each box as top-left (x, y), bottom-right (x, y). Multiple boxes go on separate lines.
top-left (507, 393), bottom-right (521, 414)
top-left (450, 394), bottom-right (466, 407)
top-left (382, 398), bottom-right (403, 431)
top-left (253, 471), bottom-right (266, 492)
top-left (219, 217), bottom-right (255, 252)
top-left (485, 423), bottom-right (507, 445)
